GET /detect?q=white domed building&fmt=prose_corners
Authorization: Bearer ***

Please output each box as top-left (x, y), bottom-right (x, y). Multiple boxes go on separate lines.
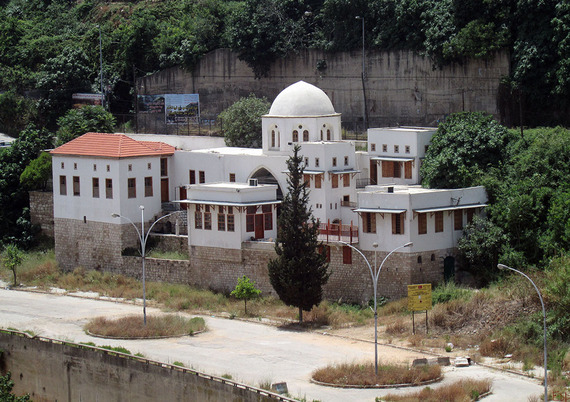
top-left (49, 80), bottom-right (487, 302)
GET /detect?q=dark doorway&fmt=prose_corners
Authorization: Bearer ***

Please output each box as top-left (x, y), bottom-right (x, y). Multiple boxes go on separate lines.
top-left (254, 214), bottom-right (264, 239)
top-left (161, 178), bottom-right (169, 202)
top-left (370, 161), bottom-right (377, 185)
top-left (250, 168), bottom-right (284, 200)
top-left (444, 256), bottom-right (455, 282)
top-left (179, 187), bottom-right (187, 210)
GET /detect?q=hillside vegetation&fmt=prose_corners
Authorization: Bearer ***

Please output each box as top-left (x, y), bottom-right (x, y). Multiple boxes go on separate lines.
top-left (0, 0), bottom-right (569, 130)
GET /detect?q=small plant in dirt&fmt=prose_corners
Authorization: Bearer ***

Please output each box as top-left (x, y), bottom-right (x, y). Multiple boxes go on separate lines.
top-left (231, 275), bottom-right (261, 315)
top-left (312, 361), bottom-right (441, 386)
top-left (173, 361), bottom-right (184, 367)
top-left (221, 373), bottom-right (233, 380)
top-left (1, 244), bottom-right (23, 287)
top-left (100, 345), bottom-right (131, 354)
top-left (85, 315), bottom-right (205, 338)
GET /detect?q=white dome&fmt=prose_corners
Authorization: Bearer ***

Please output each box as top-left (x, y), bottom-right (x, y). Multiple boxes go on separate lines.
top-left (268, 81), bottom-right (337, 116)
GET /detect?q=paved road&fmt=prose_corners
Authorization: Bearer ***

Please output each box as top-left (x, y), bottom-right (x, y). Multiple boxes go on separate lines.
top-left (0, 289), bottom-right (544, 401)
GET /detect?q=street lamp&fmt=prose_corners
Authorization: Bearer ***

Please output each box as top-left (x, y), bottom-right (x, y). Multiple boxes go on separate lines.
top-left (355, 16), bottom-right (367, 132)
top-left (339, 240), bottom-right (413, 375)
top-left (112, 206), bottom-right (182, 325)
top-left (497, 264), bottom-right (548, 401)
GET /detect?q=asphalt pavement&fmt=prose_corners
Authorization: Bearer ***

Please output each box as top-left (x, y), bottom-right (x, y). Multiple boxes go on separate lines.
top-left (0, 288), bottom-right (544, 401)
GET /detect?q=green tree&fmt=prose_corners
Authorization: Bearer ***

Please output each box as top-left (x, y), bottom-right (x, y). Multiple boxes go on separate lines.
top-left (231, 275), bottom-right (262, 315)
top-left (20, 151), bottom-right (52, 191)
top-left (544, 255), bottom-right (570, 338)
top-left (2, 243), bottom-right (23, 287)
top-left (268, 145), bottom-right (329, 323)
top-left (219, 94), bottom-right (269, 148)
top-left (420, 112), bottom-right (511, 189)
top-left (56, 105), bottom-right (116, 145)
top-left (0, 372), bottom-right (30, 402)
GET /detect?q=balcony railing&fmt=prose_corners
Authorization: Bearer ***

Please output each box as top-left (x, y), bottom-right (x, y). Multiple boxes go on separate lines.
top-left (340, 200), bottom-right (357, 208)
top-left (318, 220), bottom-right (358, 244)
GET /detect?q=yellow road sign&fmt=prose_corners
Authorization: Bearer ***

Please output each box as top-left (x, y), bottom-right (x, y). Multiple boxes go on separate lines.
top-left (407, 283), bottom-right (432, 311)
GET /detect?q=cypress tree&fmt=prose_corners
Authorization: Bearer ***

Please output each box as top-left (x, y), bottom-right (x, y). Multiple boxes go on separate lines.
top-left (268, 145), bottom-right (330, 323)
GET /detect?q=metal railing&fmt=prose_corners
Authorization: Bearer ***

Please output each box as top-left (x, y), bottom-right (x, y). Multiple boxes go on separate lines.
top-left (318, 220), bottom-right (358, 244)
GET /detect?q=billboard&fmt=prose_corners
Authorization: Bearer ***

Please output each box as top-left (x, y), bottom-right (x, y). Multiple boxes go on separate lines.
top-left (137, 95), bottom-right (165, 114)
top-left (72, 93), bottom-right (103, 108)
top-left (165, 94), bottom-right (200, 125)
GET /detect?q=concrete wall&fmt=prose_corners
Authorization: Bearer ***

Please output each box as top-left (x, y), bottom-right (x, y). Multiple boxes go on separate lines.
top-left (29, 191), bottom-right (54, 238)
top-left (0, 331), bottom-right (289, 402)
top-left (137, 48), bottom-right (509, 133)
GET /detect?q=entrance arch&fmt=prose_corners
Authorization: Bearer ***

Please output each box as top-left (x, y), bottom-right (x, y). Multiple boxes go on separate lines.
top-left (250, 167), bottom-right (284, 200)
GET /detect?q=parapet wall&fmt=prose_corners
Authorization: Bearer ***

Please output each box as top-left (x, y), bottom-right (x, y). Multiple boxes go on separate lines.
top-left (0, 330), bottom-right (290, 402)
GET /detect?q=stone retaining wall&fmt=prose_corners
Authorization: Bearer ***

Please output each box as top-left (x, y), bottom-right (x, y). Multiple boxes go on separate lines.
top-left (29, 191), bottom-right (54, 238)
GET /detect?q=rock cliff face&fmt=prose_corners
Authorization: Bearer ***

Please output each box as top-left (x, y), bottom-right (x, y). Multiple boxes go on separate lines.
top-left (137, 48), bottom-right (509, 134)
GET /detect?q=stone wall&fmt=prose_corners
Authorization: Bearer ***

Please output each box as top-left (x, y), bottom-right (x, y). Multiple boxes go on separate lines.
top-left (29, 191), bottom-right (54, 238)
top-left (54, 218), bottom-right (452, 302)
top-left (0, 331), bottom-right (287, 402)
top-left (137, 48), bottom-right (510, 133)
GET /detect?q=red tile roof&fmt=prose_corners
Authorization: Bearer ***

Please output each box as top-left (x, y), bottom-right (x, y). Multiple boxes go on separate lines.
top-left (50, 133), bottom-right (175, 158)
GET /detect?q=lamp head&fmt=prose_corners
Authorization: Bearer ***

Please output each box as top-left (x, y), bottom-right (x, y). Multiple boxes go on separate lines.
top-left (355, 16), bottom-right (362, 20)
top-left (404, 242), bottom-right (413, 248)
top-left (111, 213), bottom-right (120, 218)
top-left (372, 242), bottom-right (378, 248)
top-left (139, 205), bottom-right (145, 210)
top-left (497, 264), bottom-right (508, 271)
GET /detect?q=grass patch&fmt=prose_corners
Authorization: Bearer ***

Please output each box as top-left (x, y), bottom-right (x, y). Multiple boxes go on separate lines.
top-left (85, 315), bottom-right (205, 338)
top-left (312, 362), bottom-right (441, 386)
top-left (147, 250), bottom-right (189, 260)
top-left (379, 378), bottom-right (492, 401)
top-left (99, 345), bottom-right (131, 354)
top-left (431, 281), bottom-right (472, 305)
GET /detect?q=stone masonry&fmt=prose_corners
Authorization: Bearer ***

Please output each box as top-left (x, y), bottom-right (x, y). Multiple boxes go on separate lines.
top-left (29, 191), bottom-right (54, 238)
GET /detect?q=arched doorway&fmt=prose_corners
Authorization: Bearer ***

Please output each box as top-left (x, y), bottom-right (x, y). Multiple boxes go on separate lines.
top-left (250, 168), bottom-right (284, 200)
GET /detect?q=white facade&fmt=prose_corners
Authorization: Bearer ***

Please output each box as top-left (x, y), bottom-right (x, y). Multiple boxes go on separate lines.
top-left (51, 154), bottom-right (164, 224)
top-left (185, 182), bottom-right (279, 249)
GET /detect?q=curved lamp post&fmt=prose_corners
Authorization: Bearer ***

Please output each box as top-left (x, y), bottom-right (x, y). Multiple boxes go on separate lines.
top-left (112, 206), bottom-right (182, 325)
top-left (339, 241), bottom-right (413, 375)
top-left (498, 263), bottom-right (547, 401)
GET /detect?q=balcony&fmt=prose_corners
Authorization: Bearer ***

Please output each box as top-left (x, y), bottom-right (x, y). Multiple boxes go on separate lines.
top-left (318, 220), bottom-right (358, 244)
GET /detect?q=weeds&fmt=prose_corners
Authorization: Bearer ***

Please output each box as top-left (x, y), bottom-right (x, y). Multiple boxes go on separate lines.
top-left (312, 362), bottom-right (441, 386)
top-left (379, 378), bottom-right (491, 401)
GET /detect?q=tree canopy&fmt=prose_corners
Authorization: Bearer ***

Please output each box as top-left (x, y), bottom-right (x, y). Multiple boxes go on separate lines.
top-left (56, 105), bottom-right (116, 145)
top-left (219, 94), bottom-right (269, 148)
top-left (268, 145), bottom-right (329, 323)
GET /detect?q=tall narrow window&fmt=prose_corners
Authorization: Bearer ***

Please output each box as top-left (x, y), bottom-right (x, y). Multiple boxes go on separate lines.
top-left (344, 156), bottom-right (349, 166)
top-left (382, 161), bottom-right (394, 178)
top-left (304, 174), bottom-right (310, 187)
top-left (405, 145), bottom-right (410, 154)
top-left (160, 158), bottom-right (168, 176)
top-left (229, 173), bottom-right (236, 182)
top-left (292, 130), bottom-right (298, 142)
top-left (326, 129), bottom-right (331, 141)
top-left (199, 171), bottom-right (205, 183)
top-left (332, 157), bottom-right (337, 167)
top-left (454, 210), bottom-right (463, 230)
top-left (466, 209), bottom-right (474, 224)
top-left (144, 177), bottom-right (153, 197)
top-left (227, 206), bottom-right (235, 232)
top-left (262, 205), bottom-right (272, 230)
top-left (393, 162), bottom-right (401, 178)
top-left (303, 130), bottom-right (309, 141)
top-left (392, 213), bottom-right (404, 234)
top-left (271, 130), bottom-right (276, 148)
top-left (73, 176), bottom-right (80, 196)
top-left (218, 206), bottom-right (226, 231)
top-left (204, 205), bottom-right (212, 230)
top-left (315, 174), bottom-right (322, 188)
top-left (343, 246), bottom-right (352, 264)
top-left (128, 178), bottom-right (136, 198)
top-left (371, 143), bottom-right (376, 152)
top-left (343, 174), bottom-right (350, 187)
top-left (435, 211), bottom-right (444, 232)
top-left (363, 212), bottom-right (376, 233)
top-left (315, 158), bottom-right (319, 167)
top-left (189, 170), bottom-right (196, 185)
top-left (394, 145), bottom-right (400, 153)
top-left (331, 174), bottom-right (338, 188)
top-left (382, 144), bottom-right (388, 152)
top-left (105, 179), bottom-right (113, 199)
top-left (92, 178), bottom-right (99, 198)
top-left (404, 161), bottom-right (412, 179)
top-left (195, 205), bottom-right (202, 229)
top-left (418, 213), bottom-right (427, 235)
top-left (59, 176), bottom-right (67, 196)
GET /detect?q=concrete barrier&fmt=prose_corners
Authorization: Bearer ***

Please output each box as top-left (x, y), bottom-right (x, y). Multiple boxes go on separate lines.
top-left (0, 330), bottom-right (293, 402)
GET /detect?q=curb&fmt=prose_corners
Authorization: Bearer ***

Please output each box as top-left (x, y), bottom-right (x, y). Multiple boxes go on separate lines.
top-left (309, 375), bottom-right (443, 389)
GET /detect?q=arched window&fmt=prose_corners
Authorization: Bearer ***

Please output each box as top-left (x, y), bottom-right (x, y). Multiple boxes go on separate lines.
top-left (431, 253), bottom-right (436, 261)
top-left (320, 130), bottom-right (323, 140)
top-left (303, 130), bottom-right (309, 141)
top-left (327, 129), bottom-right (331, 141)
top-left (292, 130), bottom-right (298, 142)
top-left (417, 256), bottom-right (422, 264)
top-left (271, 130), bottom-right (276, 148)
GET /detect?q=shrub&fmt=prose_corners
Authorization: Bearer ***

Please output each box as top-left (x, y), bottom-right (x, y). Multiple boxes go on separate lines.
top-left (432, 281), bottom-right (472, 305)
top-left (380, 378), bottom-right (491, 401)
top-left (85, 315), bottom-right (205, 338)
